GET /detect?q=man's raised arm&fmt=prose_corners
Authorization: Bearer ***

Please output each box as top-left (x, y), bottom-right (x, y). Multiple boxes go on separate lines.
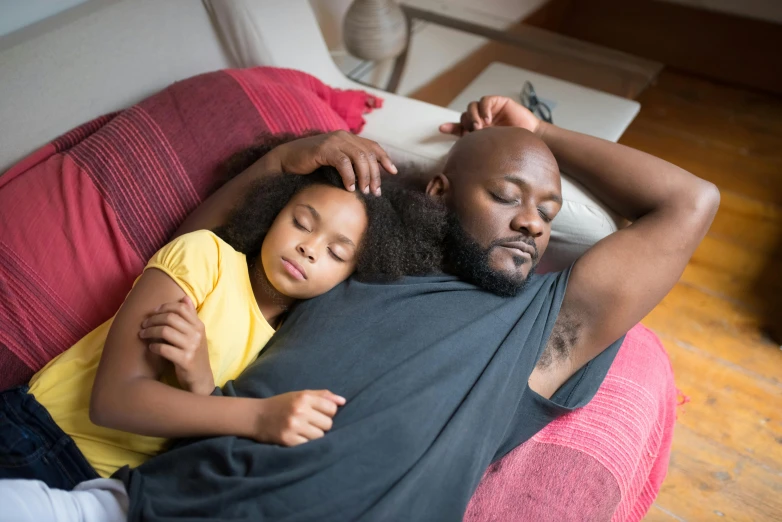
top-left (537, 119), bottom-right (718, 390)
top-left (442, 96), bottom-right (719, 397)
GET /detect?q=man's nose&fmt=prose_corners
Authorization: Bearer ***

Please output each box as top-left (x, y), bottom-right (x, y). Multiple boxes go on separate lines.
top-left (511, 207), bottom-right (544, 237)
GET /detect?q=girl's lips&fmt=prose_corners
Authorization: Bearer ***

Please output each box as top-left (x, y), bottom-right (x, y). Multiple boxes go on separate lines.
top-left (282, 257), bottom-right (307, 280)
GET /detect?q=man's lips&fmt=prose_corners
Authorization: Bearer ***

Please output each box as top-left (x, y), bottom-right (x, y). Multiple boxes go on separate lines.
top-left (282, 257), bottom-right (307, 280)
top-left (500, 241), bottom-right (536, 260)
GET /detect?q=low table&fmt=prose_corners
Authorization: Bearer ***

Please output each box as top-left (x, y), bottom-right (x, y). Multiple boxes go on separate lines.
top-left (448, 62), bottom-right (640, 142)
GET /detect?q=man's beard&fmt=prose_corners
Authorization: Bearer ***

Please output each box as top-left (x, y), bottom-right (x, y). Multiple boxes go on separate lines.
top-left (442, 213), bottom-right (538, 297)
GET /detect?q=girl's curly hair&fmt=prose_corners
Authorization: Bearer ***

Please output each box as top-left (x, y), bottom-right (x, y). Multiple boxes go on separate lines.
top-left (213, 133), bottom-right (446, 282)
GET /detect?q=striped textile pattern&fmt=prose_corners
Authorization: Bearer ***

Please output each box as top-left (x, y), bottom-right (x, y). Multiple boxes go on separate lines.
top-left (0, 67), bottom-right (380, 390)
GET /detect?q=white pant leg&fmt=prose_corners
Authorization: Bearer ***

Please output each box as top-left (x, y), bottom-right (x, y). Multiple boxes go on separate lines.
top-left (0, 478), bottom-right (128, 522)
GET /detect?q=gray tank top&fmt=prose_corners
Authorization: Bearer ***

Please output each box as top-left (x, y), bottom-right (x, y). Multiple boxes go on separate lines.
top-left (118, 268), bottom-right (623, 521)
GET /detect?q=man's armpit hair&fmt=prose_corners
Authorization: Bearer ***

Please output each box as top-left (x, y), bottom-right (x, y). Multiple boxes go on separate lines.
top-left (537, 309), bottom-right (581, 370)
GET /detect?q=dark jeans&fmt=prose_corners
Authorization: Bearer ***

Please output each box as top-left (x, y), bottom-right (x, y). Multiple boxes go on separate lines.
top-left (0, 386), bottom-right (98, 490)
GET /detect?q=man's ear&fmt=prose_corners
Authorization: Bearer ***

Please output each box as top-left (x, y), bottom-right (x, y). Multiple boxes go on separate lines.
top-left (425, 174), bottom-right (451, 202)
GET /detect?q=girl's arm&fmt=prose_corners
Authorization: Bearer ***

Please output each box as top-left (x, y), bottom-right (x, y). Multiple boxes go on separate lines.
top-left (140, 294), bottom-right (216, 397)
top-left (90, 268), bottom-right (346, 443)
top-left (90, 268), bottom-right (256, 438)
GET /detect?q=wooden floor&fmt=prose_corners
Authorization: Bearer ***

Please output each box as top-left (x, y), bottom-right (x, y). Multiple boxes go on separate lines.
top-left (623, 71), bottom-right (782, 522)
top-left (409, 43), bottom-right (782, 522)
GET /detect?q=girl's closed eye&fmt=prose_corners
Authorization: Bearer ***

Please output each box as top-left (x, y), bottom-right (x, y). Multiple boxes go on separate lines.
top-left (293, 217), bottom-right (310, 232)
top-left (328, 248), bottom-right (346, 263)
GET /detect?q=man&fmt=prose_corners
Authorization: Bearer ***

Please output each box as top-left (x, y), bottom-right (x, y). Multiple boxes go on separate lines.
top-left (0, 96), bottom-right (718, 521)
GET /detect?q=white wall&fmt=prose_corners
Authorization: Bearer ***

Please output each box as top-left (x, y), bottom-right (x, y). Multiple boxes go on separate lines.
top-left (0, 0), bottom-right (89, 36)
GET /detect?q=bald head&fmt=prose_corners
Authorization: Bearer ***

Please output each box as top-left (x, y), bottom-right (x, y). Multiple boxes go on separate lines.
top-left (444, 127), bottom-right (558, 184)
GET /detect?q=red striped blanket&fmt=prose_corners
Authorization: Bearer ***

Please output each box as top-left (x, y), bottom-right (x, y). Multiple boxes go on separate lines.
top-left (0, 67), bottom-right (380, 390)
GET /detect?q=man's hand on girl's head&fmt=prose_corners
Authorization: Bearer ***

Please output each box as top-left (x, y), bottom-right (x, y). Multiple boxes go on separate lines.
top-left (275, 130), bottom-right (397, 197)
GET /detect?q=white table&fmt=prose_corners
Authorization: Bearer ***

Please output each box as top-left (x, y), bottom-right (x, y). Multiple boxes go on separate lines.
top-left (448, 62), bottom-right (640, 142)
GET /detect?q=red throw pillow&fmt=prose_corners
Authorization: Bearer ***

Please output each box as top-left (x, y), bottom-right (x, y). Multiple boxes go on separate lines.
top-left (0, 67), bottom-right (382, 390)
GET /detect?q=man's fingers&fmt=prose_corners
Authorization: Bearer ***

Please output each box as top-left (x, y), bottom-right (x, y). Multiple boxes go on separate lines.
top-left (299, 132), bottom-right (397, 193)
top-left (439, 122), bottom-right (463, 136)
top-left (460, 111), bottom-right (476, 133)
top-left (372, 144), bottom-right (397, 175)
top-left (148, 343), bottom-right (186, 367)
top-left (467, 102), bottom-right (483, 131)
top-left (367, 151), bottom-right (382, 196)
top-left (331, 153), bottom-right (357, 192)
top-left (351, 148), bottom-right (372, 194)
top-left (478, 96), bottom-right (496, 124)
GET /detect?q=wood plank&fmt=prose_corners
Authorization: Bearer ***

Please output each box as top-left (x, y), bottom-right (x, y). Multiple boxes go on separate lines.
top-left (650, 334), bottom-right (782, 470)
top-left (708, 191), bottom-right (782, 256)
top-left (642, 506), bottom-right (684, 522)
top-left (632, 90), bottom-right (782, 160)
top-left (653, 424), bottom-right (782, 522)
top-left (679, 235), bottom-right (782, 310)
top-left (541, 0), bottom-right (782, 95)
top-left (650, 72), bottom-right (782, 127)
top-left (626, 70), bottom-right (782, 345)
top-left (643, 284), bottom-right (782, 384)
top-left (619, 121), bottom-right (782, 205)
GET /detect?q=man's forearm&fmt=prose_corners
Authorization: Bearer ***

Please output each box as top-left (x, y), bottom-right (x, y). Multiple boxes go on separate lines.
top-left (537, 122), bottom-right (713, 222)
top-left (90, 378), bottom-right (255, 439)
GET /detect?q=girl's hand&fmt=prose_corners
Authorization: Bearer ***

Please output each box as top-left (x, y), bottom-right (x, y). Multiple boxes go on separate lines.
top-left (247, 390), bottom-right (346, 446)
top-left (139, 296), bottom-right (215, 396)
top-left (439, 95), bottom-right (541, 137)
top-left (275, 130), bottom-right (397, 197)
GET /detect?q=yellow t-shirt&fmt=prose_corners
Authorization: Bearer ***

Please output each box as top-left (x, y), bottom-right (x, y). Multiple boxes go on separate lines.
top-left (28, 230), bottom-right (275, 477)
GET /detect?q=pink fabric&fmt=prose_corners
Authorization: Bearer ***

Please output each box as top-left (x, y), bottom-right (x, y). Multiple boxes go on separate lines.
top-left (464, 324), bottom-right (676, 521)
top-left (0, 67), bottom-right (381, 391)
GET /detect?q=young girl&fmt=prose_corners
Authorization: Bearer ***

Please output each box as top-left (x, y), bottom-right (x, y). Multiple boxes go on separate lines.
top-left (0, 137), bottom-right (445, 489)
